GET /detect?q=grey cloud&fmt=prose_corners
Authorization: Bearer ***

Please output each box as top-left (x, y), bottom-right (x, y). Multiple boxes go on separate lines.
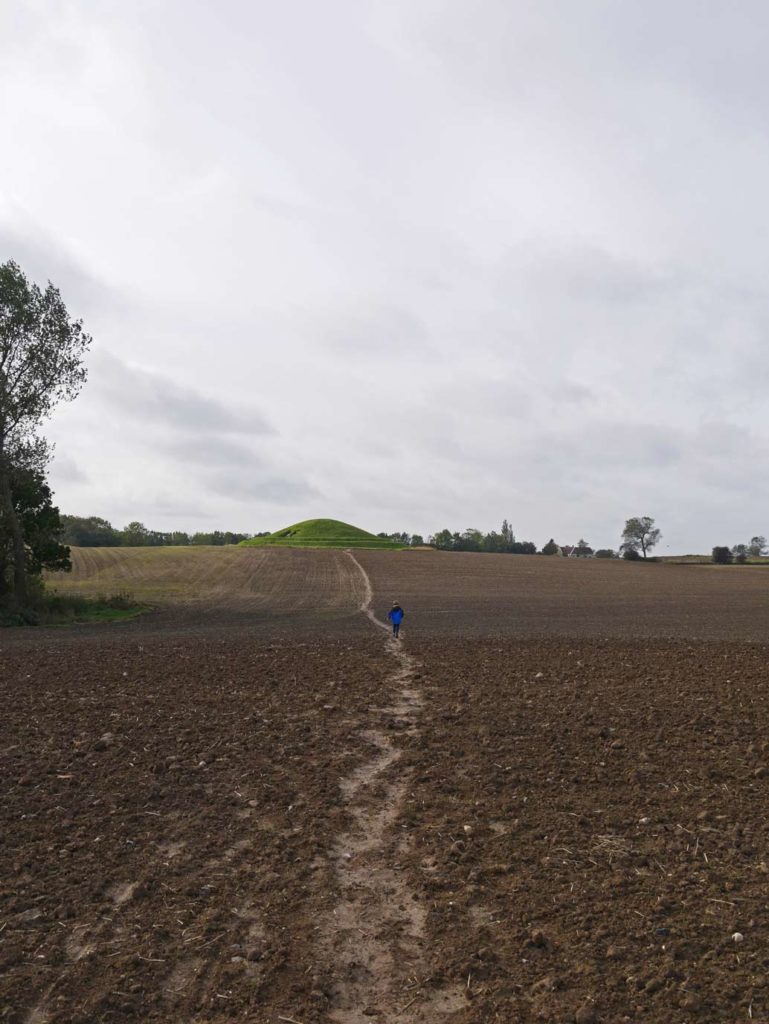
top-left (157, 433), bottom-right (316, 507)
top-left (551, 381), bottom-right (596, 407)
top-left (431, 376), bottom-right (533, 420)
top-left (92, 352), bottom-right (272, 435)
top-left (8, 2), bottom-right (769, 551)
top-left (0, 220), bottom-right (115, 316)
top-left (160, 435), bottom-right (264, 468)
top-left (502, 244), bottom-right (680, 308)
top-left (324, 304), bottom-right (429, 355)
top-left (144, 493), bottom-right (217, 519)
top-left (49, 454), bottom-right (89, 484)
top-left (207, 469), bottom-right (317, 503)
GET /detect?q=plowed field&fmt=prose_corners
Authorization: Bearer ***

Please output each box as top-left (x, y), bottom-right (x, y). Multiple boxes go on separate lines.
top-left (357, 550), bottom-right (769, 640)
top-left (53, 547), bottom-right (369, 631)
top-left (5, 550), bottom-right (769, 1022)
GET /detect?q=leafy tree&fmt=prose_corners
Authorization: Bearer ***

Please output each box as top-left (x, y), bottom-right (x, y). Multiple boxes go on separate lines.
top-left (61, 515), bottom-right (121, 547)
top-left (122, 521), bottom-right (151, 546)
top-left (621, 516), bottom-right (661, 559)
top-left (388, 531), bottom-right (412, 545)
top-left (622, 547), bottom-right (642, 561)
top-left (541, 538), bottom-right (560, 556)
top-left (574, 538), bottom-right (594, 557)
top-left (191, 530), bottom-right (251, 546)
top-left (461, 528), bottom-right (484, 551)
top-left (0, 260), bottom-right (90, 603)
top-left (410, 534), bottom-right (424, 547)
top-left (731, 543), bottom-right (748, 564)
top-left (430, 525), bottom-right (536, 554)
top-left (712, 546), bottom-right (733, 565)
top-left (431, 529), bottom-right (454, 550)
top-left (594, 548), bottom-right (617, 559)
top-left (1, 463), bottom-right (69, 596)
top-left (749, 536), bottom-right (767, 557)
top-left (481, 530), bottom-right (505, 553)
top-left (223, 531), bottom-right (250, 545)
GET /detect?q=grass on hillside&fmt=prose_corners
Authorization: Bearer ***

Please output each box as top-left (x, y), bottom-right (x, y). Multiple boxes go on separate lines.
top-left (0, 590), bottom-right (148, 627)
top-left (240, 518), bottom-right (405, 549)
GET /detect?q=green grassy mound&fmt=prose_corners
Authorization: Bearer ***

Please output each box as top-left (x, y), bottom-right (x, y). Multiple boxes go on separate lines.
top-left (240, 518), bottom-right (404, 550)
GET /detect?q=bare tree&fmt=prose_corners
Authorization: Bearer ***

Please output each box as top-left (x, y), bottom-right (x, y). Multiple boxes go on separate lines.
top-left (0, 261), bottom-right (91, 604)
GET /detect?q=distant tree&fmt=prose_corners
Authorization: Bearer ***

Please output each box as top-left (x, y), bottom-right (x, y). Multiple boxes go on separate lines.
top-left (731, 543), bottom-right (748, 564)
top-left (410, 534), bottom-right (424, 547)
top-left (122, 521), bottom-right (151, 546)
top-left (189, 530), bottom-right (249, 546)
top-left (482, 530), bottom-right (505, 553)
top-left (223, 531), bottom-right (250, 545)
top-left (594, 548), bottom-right (617, 559)
top-left (0, 260), bottom-right (90, 604)
top-left (192, 531), bottom-right (218, 545)
top-left (712, 546), bottom-right (733, 565)
top-left (748, 536), bottom-right (767, 557)
top-left (622, 547), bottom-right (642, 561)
top-left (430, 530), bottom-right (454, 550)
top-left (461, 528), bottom-right (484, 551)
top-left (541, 538), bottom-right (560, 556)
top-left (573, 538), bottom-right (594, 557)
top-left (61, 515), bottom-right (121, 547)
top-left (430, 526), bottom-right (535, 554)
top-left (1, 464), bottom-right (69, 596)
top-left (621, 516), bottom-right (661, 559)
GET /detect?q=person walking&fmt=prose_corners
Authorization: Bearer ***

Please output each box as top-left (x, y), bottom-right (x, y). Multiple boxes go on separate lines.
top-left (387, 601), bottom-right (405, 638)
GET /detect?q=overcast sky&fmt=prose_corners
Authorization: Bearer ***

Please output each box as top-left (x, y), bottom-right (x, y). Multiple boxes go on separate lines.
top-left (3, 1), bottom-right (769, 551)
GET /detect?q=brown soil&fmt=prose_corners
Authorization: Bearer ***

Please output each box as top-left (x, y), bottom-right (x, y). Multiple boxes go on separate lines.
top-left (357, 550), bottom-right (769, 641)
top-left (4, 551), bottom-right (769, 1021)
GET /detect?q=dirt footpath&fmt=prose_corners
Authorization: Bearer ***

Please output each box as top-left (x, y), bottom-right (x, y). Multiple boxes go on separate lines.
top-left (5, 556), bottom-right (769, 1021)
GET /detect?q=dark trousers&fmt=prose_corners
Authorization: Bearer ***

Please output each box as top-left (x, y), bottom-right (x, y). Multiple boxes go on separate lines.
top-left (392, 622), bottom-right (400, 637)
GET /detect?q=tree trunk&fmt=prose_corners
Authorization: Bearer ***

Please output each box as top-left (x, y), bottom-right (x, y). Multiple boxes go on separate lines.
top-left (0, 454), bottom-right (27, 605)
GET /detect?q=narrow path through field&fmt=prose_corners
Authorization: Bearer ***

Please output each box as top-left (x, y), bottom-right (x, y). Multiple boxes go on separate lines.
top-left (315, 556), bottom-right (464, 1020)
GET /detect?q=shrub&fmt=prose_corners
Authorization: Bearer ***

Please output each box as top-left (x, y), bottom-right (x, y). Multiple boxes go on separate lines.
top-left (712, 546), bottom-right (733, 565)
top-left (594, 549), bottom-right (617, 559)
top-left (622, 547), bottom-right (642, 561)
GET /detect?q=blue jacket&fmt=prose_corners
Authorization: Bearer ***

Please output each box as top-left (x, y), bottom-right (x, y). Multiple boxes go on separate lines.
top-left (388, 606), bottom-right (404, 624)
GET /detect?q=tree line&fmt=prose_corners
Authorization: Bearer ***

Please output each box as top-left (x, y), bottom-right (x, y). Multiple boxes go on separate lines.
top-left (712, 537), bottom-right (767, 564)
top-left (379, 517), bottom-right (664, 558)
top-left (60, 516), bottom-right (263, 548)
top-left (377, 519), bottom-right (536, 552)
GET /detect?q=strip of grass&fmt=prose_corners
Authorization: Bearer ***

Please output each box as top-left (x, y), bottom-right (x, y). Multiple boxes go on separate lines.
top-left (0, 591), bottom-right (149, 627)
